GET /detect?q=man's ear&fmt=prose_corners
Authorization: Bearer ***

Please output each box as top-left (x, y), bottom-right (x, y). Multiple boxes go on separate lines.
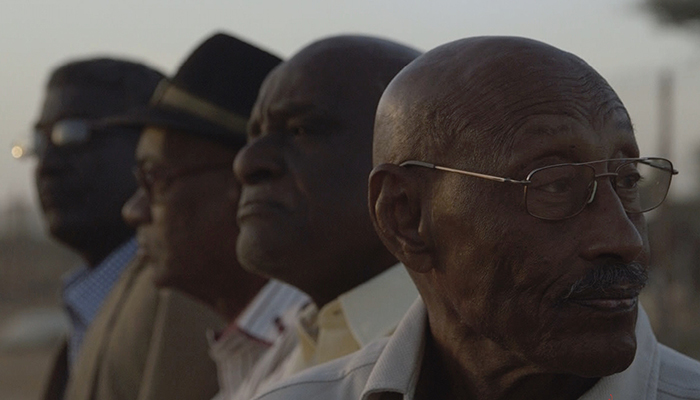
top-left (369, 163), bottom-right (433, 274)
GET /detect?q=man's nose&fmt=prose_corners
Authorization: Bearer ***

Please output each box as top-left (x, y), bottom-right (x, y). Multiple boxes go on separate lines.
top-left (233, 134), bottom-right (286, 185)
top-left (122, 188), bottom-right (152, 227)
top-left (579, 179), bottom-right (646, 264)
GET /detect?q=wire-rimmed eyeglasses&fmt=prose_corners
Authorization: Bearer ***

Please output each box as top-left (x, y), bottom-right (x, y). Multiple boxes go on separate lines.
top-left (133, 162), bottom-right (233, 202)
top-left (399, 157), bottom-right (678, 220)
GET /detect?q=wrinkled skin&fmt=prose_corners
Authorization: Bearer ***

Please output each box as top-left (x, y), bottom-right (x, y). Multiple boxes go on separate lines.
top-left (234, 36), bottom-right (417, 307)
top-left (370, 37), bottom-right (650, 400)
top-left (35, 84), bottom-right (138, 266)
top-left (123, 127), bottom-right (266, 320)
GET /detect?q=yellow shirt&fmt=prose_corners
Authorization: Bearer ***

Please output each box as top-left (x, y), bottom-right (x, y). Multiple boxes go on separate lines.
top-left (230, 264), bottom-right (419, 400)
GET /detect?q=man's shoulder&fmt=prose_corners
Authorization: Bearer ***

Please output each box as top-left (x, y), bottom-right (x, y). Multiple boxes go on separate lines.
top-left (657, 344), bottom-right (700, 399)
top-left (66, 259), bottom-right (223, 399)
top-left (253, 337), bottom-right (390, 400)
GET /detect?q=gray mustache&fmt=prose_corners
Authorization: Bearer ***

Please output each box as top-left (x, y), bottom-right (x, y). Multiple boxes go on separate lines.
top-left (564, 261), bottom-right (649, 299)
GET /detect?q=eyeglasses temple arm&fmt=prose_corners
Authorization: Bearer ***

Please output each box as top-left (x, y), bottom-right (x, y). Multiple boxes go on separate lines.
top-left (399, 160), bottom-right (530, 185)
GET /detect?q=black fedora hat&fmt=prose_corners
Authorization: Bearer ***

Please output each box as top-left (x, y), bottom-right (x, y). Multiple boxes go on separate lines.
top-left (105, 32), bottom-right (281, 148)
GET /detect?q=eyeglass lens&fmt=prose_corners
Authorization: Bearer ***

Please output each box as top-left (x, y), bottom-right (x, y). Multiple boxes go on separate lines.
top-left (33, 119), bottom-right (93, 156)
top-left (525, 158), bottom-right (673, 220)
top-left (134, 162), bottom-right (233, 202)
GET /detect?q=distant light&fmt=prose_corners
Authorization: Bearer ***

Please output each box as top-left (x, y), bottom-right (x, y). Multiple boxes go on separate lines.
top-left (11, 145), bottom-right (24, 159)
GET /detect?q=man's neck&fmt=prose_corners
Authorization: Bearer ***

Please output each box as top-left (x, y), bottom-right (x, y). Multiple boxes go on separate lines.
top-left (306, 249), bottom-right (398, 309)
top-left (78, 236), bottom-right (131, 268)
top-left (193, 275), bottom-right (268, 323)
top-left (414, 322), bottom-right (598, 400)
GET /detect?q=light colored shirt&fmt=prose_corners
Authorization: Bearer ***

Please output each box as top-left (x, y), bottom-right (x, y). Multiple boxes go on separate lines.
top-left (62, 237), bottom-right (137, 366)
top-left (231, 264), bottom-right (419, 400)
top-left (251, 297), bottom-right (700, 400)
top-left (209, 280), bottom-right (309, 400)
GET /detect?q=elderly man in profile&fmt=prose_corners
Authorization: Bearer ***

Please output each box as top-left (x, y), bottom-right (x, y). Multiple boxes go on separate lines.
top-left (249, 36), bottom-right (700, 400)
top-left (230, 35), bottom-right (421, 399)
top-left (113, 33), bottom-right (307, 400)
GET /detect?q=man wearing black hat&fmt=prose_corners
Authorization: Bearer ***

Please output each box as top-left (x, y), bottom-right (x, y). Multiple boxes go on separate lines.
top-left (65, 33), bottom-right (307, 400)
top-left (32, 58), bottom-right (166, 400)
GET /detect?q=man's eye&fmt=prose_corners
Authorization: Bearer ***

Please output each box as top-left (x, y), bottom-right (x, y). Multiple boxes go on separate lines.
top-left (292, 126), bottom-right (307, 136)
top-left (534, 179), bottom-right (573, 194)
top-left (618, 173), bottom-right (642, 190)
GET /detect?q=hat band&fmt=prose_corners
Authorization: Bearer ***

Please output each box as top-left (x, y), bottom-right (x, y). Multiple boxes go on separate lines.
top-left (150, 80), bottom-right (249, 134)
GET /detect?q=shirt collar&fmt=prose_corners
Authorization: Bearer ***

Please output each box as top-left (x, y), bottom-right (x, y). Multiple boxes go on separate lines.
top-left (290, 264), bottom-right (419, 370)
top-left (62, 237), bottom-right (137, 325)
top-left (361, 299), bottom-right (660, 400)
top-left (234, 280), bottom-right (310, 345)
top-left (338, 263), bottom-right (419, 346)
top-left (362, 297), bottom-right (427, 400)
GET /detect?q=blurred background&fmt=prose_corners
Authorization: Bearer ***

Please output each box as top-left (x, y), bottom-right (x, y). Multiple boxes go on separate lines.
top-left (1, 0), bottom-right (699, 398)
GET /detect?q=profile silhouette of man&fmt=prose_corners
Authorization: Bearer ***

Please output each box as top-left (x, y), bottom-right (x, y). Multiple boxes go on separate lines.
top-left (231, 35), bottom-right (421, 399)
top-left (100, 33), bottom-right (307, 400)
top-left (34, 58), bottom-right (162, 399)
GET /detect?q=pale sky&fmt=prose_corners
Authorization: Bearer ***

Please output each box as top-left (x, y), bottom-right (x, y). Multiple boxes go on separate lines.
top-left (1, 0), bottom-right (699, 214)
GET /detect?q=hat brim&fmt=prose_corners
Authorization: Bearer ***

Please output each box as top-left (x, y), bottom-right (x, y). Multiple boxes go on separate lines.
top-left (101, 106), bottom-right (247, 149)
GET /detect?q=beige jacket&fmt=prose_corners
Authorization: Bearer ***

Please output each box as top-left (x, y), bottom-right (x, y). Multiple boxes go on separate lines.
top-left (59, 259), bottom-right (224, 400)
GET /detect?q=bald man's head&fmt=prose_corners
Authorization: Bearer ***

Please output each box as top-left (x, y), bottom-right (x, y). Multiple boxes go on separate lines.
top-left (374, 36), bottom-right (629, 171)
top-left (255, 35), bottom-right (421, 141)
top-left (235, 35), bottom-right (420, 306)
top-left (369, 36), bottom-right (650, 381)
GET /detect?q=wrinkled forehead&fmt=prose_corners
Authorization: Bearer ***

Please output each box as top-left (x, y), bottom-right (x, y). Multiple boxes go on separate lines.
top-left (36, 84), bottom-right (128, 127)
top-left (504, 108), bottom-right (638, 168)
top-left (464, 45), bottom-right (624, 127)
top-left (256, 48), bottom-right (378, 115)
top-left (446, 47), bottom-right (633, 162)
top-left (477, 71), bottom-right (634, 163)
top-left (135, 126), bottom-right (167, 164)
top-left (375, 37), bottom-right (637, 170)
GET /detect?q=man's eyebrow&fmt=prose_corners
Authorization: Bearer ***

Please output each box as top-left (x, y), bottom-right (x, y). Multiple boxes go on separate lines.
top-left (268, 101), bottom-right (334, 121)
top-left (524, 124), bottom-right (573, 136)
top-left (135, 154), bottom-right (163, 166)
top-left (267, 102), bottom-right (313, 118)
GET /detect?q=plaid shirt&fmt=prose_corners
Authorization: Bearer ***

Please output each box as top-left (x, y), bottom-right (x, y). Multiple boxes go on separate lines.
top-left (62, 237), bottom-right (137, 367)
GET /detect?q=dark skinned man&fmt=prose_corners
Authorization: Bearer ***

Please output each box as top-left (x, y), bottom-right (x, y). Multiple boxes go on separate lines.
top-left (249, 36), bottom-right (700, 400)
top-left (33, 58), bottom-right (163, 400)
top-left (115, 33), bottom-right (307, 400)
top-left (230, 35), bottom-right (421, 399)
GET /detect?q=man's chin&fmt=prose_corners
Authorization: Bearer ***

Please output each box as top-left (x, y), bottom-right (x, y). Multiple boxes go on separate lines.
top-left (146, 261), bottom-right (200, 299)
top-left (536, 331), bottom-right (638, 378)
top-left (145, 260), bottom-right (172, 289)
top-left (46, 216), bottom-right (98, 250)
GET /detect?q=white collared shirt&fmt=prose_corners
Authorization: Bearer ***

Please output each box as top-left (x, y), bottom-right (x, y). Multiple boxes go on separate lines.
top-left (208, 280), bottom-right (308, 400)
top-left (252, 297), bottom-right (700, 400)
top-left (230, 263), bottom-right (419, 400)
